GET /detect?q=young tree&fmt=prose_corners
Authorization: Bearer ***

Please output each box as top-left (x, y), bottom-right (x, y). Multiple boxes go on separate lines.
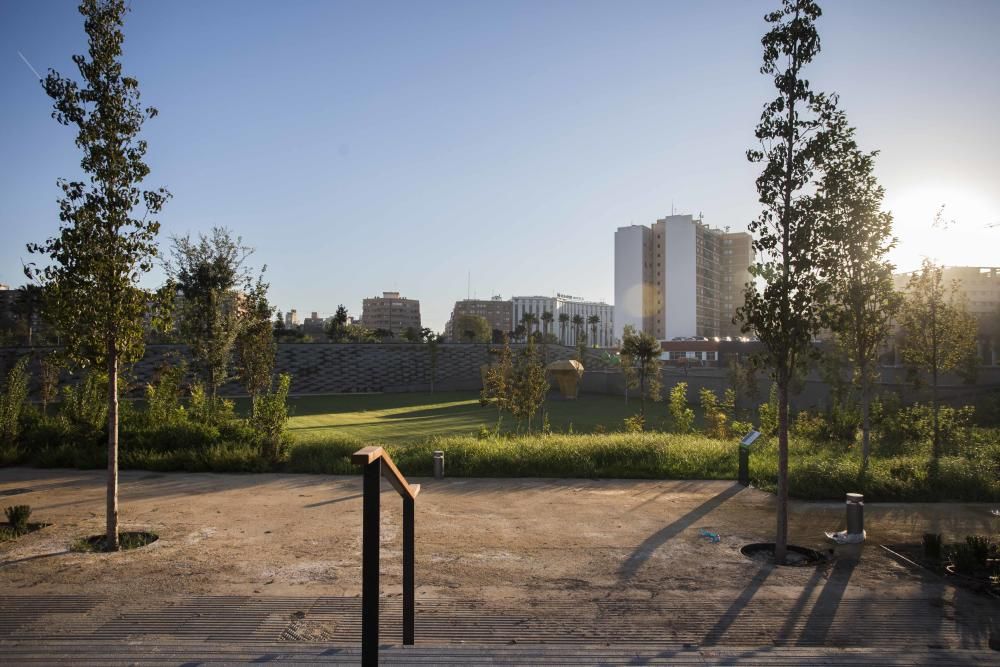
top-left (25, 0), bottom-right (170, 550)
top-left (587, 315), bottom-right (601, 348)
top-left (736, 0), bottom-right (842, 563)
top-left (620, 325), bottom-right (662, 418)
top-left (167, 228), bottom-right (261, 401)
top-left (38, 352), bottom-right (63, 415)
top-left (425, 331), bottom-right (441, 393)
top-left (898, 259), bottom-right (978, 464)
top-left (510, 338), bottom-right (549, 432)
top-left (234, 276), bottom-right (275, 409)
top-left (481, 336), bottom-right (514, 431)
top-left (818, 126), bottom-right (899, 468)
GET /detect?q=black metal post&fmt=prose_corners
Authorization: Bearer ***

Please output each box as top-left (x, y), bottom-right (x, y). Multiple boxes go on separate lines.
top-left (403, 495), bottom-right (415, 646)
top-left (738, 445), bottom-right (750, 487)
top-left (362, 459), bottom-right (381, 667)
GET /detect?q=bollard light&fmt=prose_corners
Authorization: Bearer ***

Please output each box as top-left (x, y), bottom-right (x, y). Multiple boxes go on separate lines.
top-left (845, 492), bottom-right (864, 539)
top-left (433, 450), bottom-right (444, 479)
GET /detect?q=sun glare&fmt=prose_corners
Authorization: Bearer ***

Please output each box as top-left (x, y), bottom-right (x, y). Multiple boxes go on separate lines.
top-left (884, 183), bottom-right (1000, 272)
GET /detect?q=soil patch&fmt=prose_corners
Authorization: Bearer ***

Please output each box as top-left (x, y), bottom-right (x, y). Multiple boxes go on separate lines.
top-left (740, 542), bottom-right (824, 566)
top-left (74, 531), bottom-right (159, 552)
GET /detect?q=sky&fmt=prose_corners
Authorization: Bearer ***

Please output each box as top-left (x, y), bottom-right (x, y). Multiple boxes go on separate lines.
top-left (1, 0), bottom-right (998, 332)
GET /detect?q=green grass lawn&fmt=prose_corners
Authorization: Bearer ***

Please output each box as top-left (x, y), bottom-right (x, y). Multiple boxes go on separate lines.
top-left (286, 391), bottom-right (658, 445)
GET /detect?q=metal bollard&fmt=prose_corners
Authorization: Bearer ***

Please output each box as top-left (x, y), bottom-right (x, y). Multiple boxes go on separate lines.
top-left (433, 450), bottom-right (444, 479)
top-left (738, 445), bottom-right (750, 486)
top-left (846, 492), bottom-right (864, 538)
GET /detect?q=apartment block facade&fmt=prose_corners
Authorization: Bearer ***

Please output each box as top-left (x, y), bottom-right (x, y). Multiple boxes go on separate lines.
top-left (614, 214), bottom-right (753, 341)
top-left (445, 296), bottom-right (513, 339)
top-left (361, 291), bottom-right (421, 335)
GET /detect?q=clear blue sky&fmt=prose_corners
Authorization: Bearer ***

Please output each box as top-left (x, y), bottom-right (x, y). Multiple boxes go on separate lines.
top-left (2, 0), bottom-right (998, 331)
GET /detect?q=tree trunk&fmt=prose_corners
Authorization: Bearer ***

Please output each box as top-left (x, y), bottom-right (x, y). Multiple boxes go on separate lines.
top-left (931, 366), bottom-right (940, 464)
top-left (106, 346), bottom-right (120, 551)
top-left (775, 378), bottom-right (789, 565)
top-left (860, 381), bottom-right (871, 470)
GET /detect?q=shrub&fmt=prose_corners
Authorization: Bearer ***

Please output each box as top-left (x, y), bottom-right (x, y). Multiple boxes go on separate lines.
top-left (0, 357), bottom-right (30, 449)
top-left (758, 384), bottom-right (778, 437)
top-left (700, 387), bottom-right (729, 439)
top-left (61, 371), bottom-right (109, 435)
top-left (792, 410), bottom-right (826, 442)
top-left (622, 414), bottom-right (644, 433)
top-left (874, 401), bottom-right (976, 456)
top-left (4, 505), bottom-right (31, 532)
top-left (949, 536), bottom-right (995, 575)
top-left (668, 383), bottom-right (694, 434)
top-left (250, 373), bottom-right (292, 463)
top-left (145, 360), bottom-right (186, 424)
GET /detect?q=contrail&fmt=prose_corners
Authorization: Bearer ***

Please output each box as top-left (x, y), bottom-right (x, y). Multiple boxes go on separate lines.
top-left (17, 50), bottom-right (42, 80)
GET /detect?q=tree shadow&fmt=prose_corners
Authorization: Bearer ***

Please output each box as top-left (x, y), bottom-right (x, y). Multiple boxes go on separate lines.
top-left (0, 550), bottom-right (71, 569)
top-left (798, 557), bottom-right (857, 645)
top-left (617, 483), bottom-right (744, 582)
top-left (303, 493), bottom-right (363, 509)
top-left (701, 562), bottom-right (774, 645)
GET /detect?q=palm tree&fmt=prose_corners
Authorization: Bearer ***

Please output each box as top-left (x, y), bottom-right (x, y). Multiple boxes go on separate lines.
top-left (587, 314), bottom-right (601, 348)
top-left (558, 313), bottom-right (570, 344)
top-left (541, 310), bottom-right (553, 339)
top-left (571, 315), bottom-right (584, 344)
top-left (521, 311), bottom-right (538, 341)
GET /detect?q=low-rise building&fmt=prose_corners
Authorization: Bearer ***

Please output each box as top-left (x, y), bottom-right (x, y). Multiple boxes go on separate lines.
top-left (512, 294), bottom-right (615, 347)
top-left (445, 296), bottom-right (512, 340)
top-left (361, 291), bottom-right (421, 336)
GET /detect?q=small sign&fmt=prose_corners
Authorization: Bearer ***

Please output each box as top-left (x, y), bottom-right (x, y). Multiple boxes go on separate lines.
top-left (740, 430), bottom-right (761, 447)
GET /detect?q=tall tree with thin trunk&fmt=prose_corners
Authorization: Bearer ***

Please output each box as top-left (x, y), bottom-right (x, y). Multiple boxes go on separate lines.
top-left (898, 260), bottom-right (978, 466)
top-left (588, 315), bottom-right (601, 348)
top-left (558, 313), bottom-right (570, 344)
top-left (818, 122), bottom-right (899, 470)
top-left (737, 0), bottom-right (841, 564)
top-left (167, 227), bottom-right (260, 402)
top-left (25, 0), bottom-right (169, 551)
top-left (620, 325), bottom-right (662, 418)
top-left (235, 275), bottom-right (275, 410)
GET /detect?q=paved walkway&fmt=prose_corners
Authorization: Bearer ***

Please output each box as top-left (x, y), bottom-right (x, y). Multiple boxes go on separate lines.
top-left (0, 468), bottom-right (997, 663)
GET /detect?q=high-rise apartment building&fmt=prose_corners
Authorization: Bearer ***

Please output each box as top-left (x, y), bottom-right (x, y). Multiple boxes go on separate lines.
top-left (361, 291), bottom-right (421, 335)
top-left (512, 294), bottom-right (615, 347)
top-left (614, 214), bottom-right (753, 341)
top-left (445, 296), bottom-right (513, 340)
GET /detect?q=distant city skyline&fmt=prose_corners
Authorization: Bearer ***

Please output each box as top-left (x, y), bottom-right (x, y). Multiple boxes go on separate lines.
top-left (2, 0), bottom-right (998, 332)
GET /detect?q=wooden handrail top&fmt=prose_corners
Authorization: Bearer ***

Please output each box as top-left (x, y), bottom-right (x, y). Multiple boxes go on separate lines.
top-left (352, 446), bottom-right (421, 500)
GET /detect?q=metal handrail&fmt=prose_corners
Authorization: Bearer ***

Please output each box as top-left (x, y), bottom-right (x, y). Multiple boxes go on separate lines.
top-left (352, 446), bottom-right (419, 667)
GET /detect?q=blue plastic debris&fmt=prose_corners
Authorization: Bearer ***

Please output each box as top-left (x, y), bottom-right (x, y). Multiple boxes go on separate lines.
top-left (699, 529), bottom-right (721, 543)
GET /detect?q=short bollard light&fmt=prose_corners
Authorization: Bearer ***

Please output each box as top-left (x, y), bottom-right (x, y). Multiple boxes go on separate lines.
top-left (433, 450), bottom-right (444, 479)
top-left (738, 430), bottom-right (760, 487)
top-left (846, 493), bottom-right (864, 538)
top-left (826, 492), bottom-right (866, 544)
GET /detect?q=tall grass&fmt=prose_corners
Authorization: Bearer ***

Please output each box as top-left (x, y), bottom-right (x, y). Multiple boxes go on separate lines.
top-left (285, 430), bottom-right (1000, 502)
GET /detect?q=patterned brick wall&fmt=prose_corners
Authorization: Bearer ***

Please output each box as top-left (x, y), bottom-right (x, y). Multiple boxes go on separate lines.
top-left (0, 343), bottom-right (619, 397)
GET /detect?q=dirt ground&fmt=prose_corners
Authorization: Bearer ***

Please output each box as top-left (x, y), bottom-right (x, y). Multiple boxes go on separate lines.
top-left (1, 467), bottom-right (996, 601)
top-left (1, 467), bottom-right (998, 654)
